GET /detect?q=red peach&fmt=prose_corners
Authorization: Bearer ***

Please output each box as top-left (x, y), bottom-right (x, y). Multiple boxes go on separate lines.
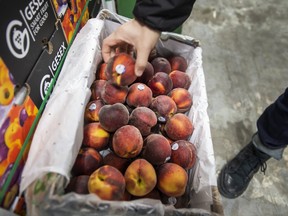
top-left (157, 163), bottom-right (188, 197)
top-left (71, 147), bottom-right (103, 176)
top-left (170, 140), bottom-right (197, 170)
top-left (103, 151), bottom-right (131, 174)
top-left (129, 107), bottom-right (157, 137)
top-left (98, 103), bottom-right (129, 132)
top-left (101, 81), bottom-right (128, 105)
top-left (149, 95), bottom-right (177, 123)
top-left (112, 125), bottom-right (143, 159)
top-left (168, 88), bottom-right (193, 113)
top-left (105, 53), bottom-right (137, 86)
top-left (88, 165), bottom-right (126, 200)
top-left (147, 72), bottom-right (173, 96)
top-left (168, 55), bottom-right (188, 72)
top-left (169, 70), bottom-right (191, 89)
top-left (135, 62), bottom-right (155, 84)
top-left (124, 159), bottom-right (157, 197)
top-left (82, 122), bottom-right (110, 151)
top-left (84, 99), bottom-right (105, 122)
top-left (96, 62), bottom-right (108, 80)
top-left (65, 175), bottom-right (90, 194)
top-left (141, 134), bottom-right (171, 165)
top-left (164, 113), bottom-right (194, 141)
top-left (126, 83), bottom-right (153, 108)
top-left (90, 79), bottom-right (107, 101)
top-left (151, 57), bottom-right (171, 74)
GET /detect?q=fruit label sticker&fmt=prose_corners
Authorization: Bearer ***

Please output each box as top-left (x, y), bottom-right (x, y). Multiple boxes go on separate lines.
top-left (172, 143), bottom-right (179, 150)
top-left (88, 103), bottom-right (97, 111)
top-left (115, 64), bottom-right (126, 74)
top-left (137, 84), bottom-right (145, 91)
top-left (0, 0), bottom-right (57, 86)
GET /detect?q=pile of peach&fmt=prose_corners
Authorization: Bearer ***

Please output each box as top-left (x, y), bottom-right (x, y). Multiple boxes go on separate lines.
top-left (65, 52), bottom-right (197, 204)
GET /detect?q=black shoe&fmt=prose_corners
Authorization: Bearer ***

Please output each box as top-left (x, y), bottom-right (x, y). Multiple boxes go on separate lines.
top-left (218, 142), bottom-right (271, 198)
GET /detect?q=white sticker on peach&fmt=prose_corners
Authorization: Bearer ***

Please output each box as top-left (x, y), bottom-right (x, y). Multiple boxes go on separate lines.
top-left (115, 64), bottom-right (126, 74)
top-left (137, 84), bottom-right (145, 91)
top-left (89, 103), bottom-right (97, 111)
top-left (172, 143), bottom-right (179, 150)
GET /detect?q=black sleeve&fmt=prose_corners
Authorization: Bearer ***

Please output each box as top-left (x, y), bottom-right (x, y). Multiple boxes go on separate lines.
top-left (133, 0), bottom-right (196, 32)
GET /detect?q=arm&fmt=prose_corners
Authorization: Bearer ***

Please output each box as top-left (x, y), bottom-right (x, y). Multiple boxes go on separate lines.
top-left (133, 0), bottom-right (196, 32)
top-left (101, 0), bottom-right (196, 76)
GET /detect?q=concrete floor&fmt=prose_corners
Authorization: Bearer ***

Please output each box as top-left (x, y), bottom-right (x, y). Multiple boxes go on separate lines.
top-left (182, 0), bottom-right (288, 215)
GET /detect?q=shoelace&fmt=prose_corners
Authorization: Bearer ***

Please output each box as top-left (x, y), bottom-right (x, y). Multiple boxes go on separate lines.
top-left (259, 160), bottom-right (267, 175)
top-left (237, 146), bottom-right (268, 178)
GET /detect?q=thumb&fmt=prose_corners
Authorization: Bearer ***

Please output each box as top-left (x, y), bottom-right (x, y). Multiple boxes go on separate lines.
top-left (135, 49), bottom-right (151, 77)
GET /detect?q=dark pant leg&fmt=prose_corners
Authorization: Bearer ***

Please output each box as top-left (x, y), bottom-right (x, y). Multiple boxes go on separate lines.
top-left (257, 88), bottom-right (288, 149)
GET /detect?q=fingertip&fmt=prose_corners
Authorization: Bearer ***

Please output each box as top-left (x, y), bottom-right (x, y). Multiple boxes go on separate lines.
top-left (135, 64), bottom-right (145, 76)
top-left (135, 69), bottom-right (143, 77)
top-left (102, 53), bottom-right (110, 63)
top-left (135, 53), bottom-right (149, 77)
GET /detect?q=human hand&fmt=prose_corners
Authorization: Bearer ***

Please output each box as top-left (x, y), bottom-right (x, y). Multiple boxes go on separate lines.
top-left (101, 19), bottom-right (160, 77)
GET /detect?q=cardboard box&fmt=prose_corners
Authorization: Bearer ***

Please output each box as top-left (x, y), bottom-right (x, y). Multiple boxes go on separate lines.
top-left (20, 10), bottom-right (223, 215)
top-left (26, 21), bottom-right (68, 108)
top-left (0, 2), bottom-right (102, 212)
top-left (0, 0), bottom-right (58, 87)
top-left (0, 58), bottom-right (38, 210)
top-left (51, 0), bottom-right (101, 43)
top-left (0, 1), bottom-right (101, 213)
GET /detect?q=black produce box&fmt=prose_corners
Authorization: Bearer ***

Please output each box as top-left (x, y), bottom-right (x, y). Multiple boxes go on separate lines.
top-left (26, 21), bottom-right (68, 108)
top-left (0, 0), bottom-right (58, 86)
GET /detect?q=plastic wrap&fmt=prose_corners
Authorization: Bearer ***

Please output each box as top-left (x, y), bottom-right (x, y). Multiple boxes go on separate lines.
top-left (20, 9), bottom-right (222, 216)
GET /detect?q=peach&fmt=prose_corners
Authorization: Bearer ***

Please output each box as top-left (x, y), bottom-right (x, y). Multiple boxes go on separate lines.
top-left (124, 159), bottom-right (157, 197)
top-left (122, 189), bottom-right (132, 201)
top-left (157, 163), bottom-right (188, 197)
top-left (65, 175), bottom-right (90, 194)
top-left (141, 134), bottom-right (171, 165)
top-left (168, 88), bottom-right (193, 113)
top-left (170, 140), bottom-right (197, 170)
top-left (151, 57), bottom-right (171, 74)
top-left (83, 122), bottom-right (110, 151)
top-left (71, 147), bottom-right (103, 176)
top-left (96, 62), bottom-right (108, 80)
top-left (84, 99), bottom-right (105, 122)
top-left (148, 48), bottom-right (158, 62)
top-left (112, 125), bottom-right (143, 159)
top-left (105, 52), bottom-right (137, 86)
top-left (126, 83), bottom-right (153, 108)
top-left (90, 79), bottom-right (107, 101)
top-left (135, 62), bottom-right (154, 84)
top-left (138, 188), bottom-right (161, 200)
top-left (149, 95), bottom-right (177, 123)
top-left (131, 188), bottom-right (161, 200)
top-left (88, 165), bottom-right (126, 201)
top-left (164, 113), bottom-right (194, 141)
top-left (98, 103), bottom-right (129, 132)
top-left (147, 72), bottom-right (173, 96)
top-left (168, 55), bottom-right (188, 72)
top-left (101, 81), bottom-right (128, 105)
top-left (169, 70), bottom-right (191, 89)
top-left (128, 107), bottom-right (157, 137)
top-left (103, 151), bottom-right (131, 174)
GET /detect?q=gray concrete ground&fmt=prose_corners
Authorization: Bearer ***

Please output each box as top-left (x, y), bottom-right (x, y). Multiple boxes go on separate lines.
top-left (182, 0), bottom-right (288, 215)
